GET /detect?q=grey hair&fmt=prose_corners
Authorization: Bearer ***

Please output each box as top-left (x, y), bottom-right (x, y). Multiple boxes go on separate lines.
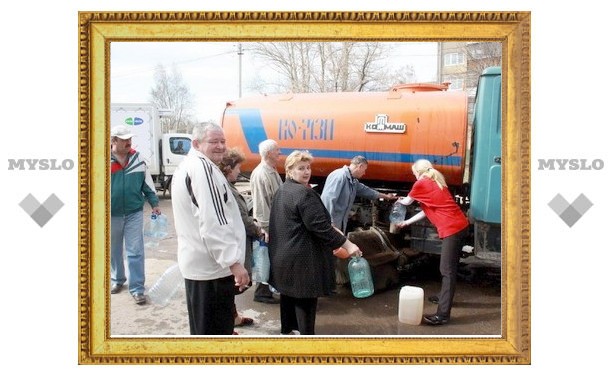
top-left (192, 122), bottom-right (223, 142)
top-left (258, 139), bottom-right (278, 158)
top-left (350, 155), bottom-right (368, 167)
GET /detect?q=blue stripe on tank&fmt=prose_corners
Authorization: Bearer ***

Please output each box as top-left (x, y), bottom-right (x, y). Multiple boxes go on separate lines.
top-left (224, 108), bottom-right (462, 167)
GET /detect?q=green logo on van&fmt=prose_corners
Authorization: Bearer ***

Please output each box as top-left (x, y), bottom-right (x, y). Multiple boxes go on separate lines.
top-left (124, 117), bottom-right (144, 126)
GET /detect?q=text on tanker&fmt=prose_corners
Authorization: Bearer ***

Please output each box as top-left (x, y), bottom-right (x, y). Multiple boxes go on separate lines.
top-left (277, 118), bottom-right (335, 141)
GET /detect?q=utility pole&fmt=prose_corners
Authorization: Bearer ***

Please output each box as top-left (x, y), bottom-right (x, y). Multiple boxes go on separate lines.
top-left (237, 43), bottom-right (243, 98)
top-left (437, 41), bottom-right (443, 84)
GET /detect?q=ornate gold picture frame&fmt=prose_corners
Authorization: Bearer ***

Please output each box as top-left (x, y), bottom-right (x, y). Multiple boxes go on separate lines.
top-left (78, 11), bottom-right (530, 364)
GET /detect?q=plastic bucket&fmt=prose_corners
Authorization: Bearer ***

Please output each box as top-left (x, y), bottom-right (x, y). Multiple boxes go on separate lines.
top-left (398, 285), bottom-right (424, 325)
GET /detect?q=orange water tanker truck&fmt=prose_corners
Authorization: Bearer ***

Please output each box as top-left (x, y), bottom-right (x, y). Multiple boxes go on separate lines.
top-left (222, 82), bottom-right (467, 188)
top-left (221, 67), bottom-right (502, 285)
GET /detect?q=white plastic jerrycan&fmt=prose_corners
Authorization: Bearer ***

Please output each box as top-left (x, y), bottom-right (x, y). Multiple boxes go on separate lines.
top-left (398, 285), bottom-right (424, 325)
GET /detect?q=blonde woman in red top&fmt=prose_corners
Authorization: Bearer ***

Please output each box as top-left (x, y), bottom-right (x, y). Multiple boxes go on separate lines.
top-left (396, 159), bottom-right (469, 326)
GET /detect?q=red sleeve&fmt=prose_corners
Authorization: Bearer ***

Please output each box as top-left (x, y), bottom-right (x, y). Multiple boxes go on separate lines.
top-left (408, 179), bottom-right (433, 204)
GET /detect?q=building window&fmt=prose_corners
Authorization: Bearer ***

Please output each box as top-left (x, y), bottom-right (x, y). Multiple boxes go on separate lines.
top-left (449, 78), bottom-right (464, 90)
top-left (444, 52), bottom-right (466, 66)
top-left (443, 75), bottom-right (465, 91)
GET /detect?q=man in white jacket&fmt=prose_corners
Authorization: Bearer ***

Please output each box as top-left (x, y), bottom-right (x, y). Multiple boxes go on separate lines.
top-left (172, 122), bottom-right (250, 335)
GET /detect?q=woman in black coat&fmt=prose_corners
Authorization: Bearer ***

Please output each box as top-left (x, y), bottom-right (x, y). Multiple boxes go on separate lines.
top-left (268, 150), bottom-right (362, 335)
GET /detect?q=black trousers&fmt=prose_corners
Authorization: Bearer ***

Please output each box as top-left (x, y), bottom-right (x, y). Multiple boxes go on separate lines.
top-left (436, 227), bottom-right (469, 317)
top-left (279, 294), bottom-right (318, 335)
top-left (185, 275), bottom-right (235, 335)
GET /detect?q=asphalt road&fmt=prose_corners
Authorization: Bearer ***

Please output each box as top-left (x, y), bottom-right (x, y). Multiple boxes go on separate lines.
top-left (110, 196), bottom-right (502, 337)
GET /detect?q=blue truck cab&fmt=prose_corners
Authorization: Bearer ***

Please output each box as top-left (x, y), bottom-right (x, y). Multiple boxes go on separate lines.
top-left (467, 66), bottom-right (502, 264)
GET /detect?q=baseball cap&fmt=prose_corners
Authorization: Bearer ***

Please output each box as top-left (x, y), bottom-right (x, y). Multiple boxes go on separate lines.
top-left (111, 125), bottom-right (134, 140)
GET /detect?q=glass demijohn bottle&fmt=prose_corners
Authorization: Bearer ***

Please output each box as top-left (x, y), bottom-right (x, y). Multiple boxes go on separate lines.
top-left (348, 256), bottom-right (375, 298)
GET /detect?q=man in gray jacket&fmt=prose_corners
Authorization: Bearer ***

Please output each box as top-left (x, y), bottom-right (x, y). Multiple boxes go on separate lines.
top-left (320, 156), bottom-right (396, 284)
top-left (321, 156), bottom-right (396, 234)
top-left (249, 139), bottom-right (282, 304)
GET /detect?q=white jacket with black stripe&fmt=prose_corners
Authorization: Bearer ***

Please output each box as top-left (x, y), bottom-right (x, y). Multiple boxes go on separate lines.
top-left (171, 148), bottom-right (246, 281)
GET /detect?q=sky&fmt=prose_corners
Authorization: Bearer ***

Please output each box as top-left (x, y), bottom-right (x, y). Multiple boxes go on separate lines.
top-left (111, 41), bottom-right (439, 123)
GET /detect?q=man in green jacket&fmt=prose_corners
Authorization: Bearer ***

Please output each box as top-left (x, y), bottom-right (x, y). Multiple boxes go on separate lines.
top-left (110, 125), bottom-right (160, 305)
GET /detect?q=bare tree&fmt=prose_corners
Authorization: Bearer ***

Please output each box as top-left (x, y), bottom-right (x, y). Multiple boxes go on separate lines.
top-left (251, 42), bottom-right (391, 93)
top-left (149, 64), bottom-right (197, 133)
top-left (389, 64), bottom-right (417, 86)
top-left (350, 42), bottom-right (388, 91)
top-left (249, 42), bottom-right (311, 92)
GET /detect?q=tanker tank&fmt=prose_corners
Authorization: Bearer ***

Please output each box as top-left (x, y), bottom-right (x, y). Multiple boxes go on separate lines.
top-left (221, 82), bottom-right (468, 187)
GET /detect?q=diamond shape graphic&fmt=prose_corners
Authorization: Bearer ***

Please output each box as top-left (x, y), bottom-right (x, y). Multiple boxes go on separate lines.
top-left (19, 193), bottom-right (64, 227)
top-left (548, 193), bottom-right (593, 227)
top-left (558, 205), bottom-right (582, 228)
top-left (547, 193), bottom-right (569, 216)
top-left (41, 193), bottom-right (64, 214)
top-left (19, 193), bottom-right (40, 214)
top-left (571, 193), bottom-right (593, 214)
top-left (30, 206), bottom-right (54, 227)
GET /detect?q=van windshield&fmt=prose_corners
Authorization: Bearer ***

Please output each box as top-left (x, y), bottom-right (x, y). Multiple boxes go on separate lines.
top-left (170, 137), bottom-right (191, 155)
